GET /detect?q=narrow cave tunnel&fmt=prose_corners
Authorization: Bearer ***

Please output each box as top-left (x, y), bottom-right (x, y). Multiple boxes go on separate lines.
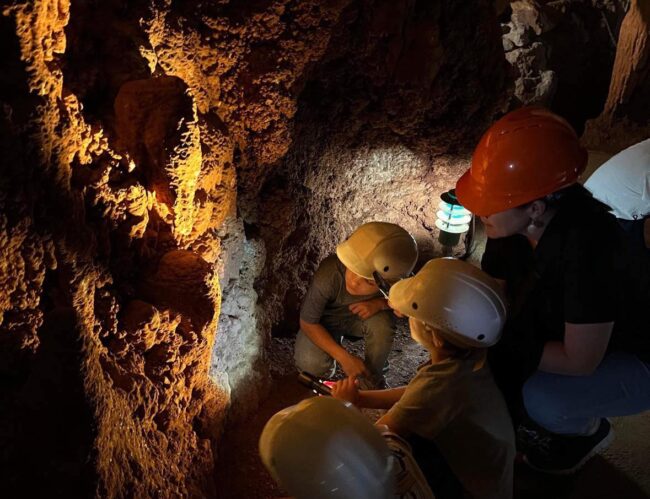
top-left (1, 1), bottom-right (649, 498)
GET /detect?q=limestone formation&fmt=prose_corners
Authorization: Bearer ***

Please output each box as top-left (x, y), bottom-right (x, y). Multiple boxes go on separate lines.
top-left (1, 0), bottom-right (645, 497)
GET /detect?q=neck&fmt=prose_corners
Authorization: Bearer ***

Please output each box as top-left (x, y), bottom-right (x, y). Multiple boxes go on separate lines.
top-left (427, 346), bottom-right (453, 364)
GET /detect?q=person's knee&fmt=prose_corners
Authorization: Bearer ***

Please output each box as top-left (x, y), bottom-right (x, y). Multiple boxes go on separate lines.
top-left (522, 374), bottom-right (565, 426)
top-left (294, 331), bottom-right (334, 376)
top-left (363, 311), bottom-right (395, 341)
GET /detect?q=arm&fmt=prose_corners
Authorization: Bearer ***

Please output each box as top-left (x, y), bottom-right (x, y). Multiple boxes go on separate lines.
top-left (349, 297), bottom-right (389, 320)
top-left (331, 376), bottom-right (406, 409)
top-left (300, 319), bottom-right (370, 378)
top-left (358, 387), bottom-right (407, 409)
top-left (539, 322), bottom-right (613, 375)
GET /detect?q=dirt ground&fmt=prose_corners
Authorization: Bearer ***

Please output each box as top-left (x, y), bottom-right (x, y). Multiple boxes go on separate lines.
top-left (215, 322), bottom-right (650, 498)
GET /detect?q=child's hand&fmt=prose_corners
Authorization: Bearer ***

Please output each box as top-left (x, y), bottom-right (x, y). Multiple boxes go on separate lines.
top-left (339, 353), bottom-right (370, 379)
top-left (349, 298), bottom-right (386, 320)
top-left (332, 376), bottom-right (359, 405)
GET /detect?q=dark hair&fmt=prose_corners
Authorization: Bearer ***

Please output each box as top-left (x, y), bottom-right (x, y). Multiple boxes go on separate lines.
top-left (518, 183), bottom-right (612, 214)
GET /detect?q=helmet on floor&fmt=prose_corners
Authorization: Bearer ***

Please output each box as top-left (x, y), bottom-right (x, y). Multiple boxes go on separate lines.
top-left (456, 106), bottom-right (588, 216)
top-left (388, 258), bottom-right (506, 348)
top-left (336, 222), bottom-right (418, 282)
top-left (259, 396), bottom-right (394, 499)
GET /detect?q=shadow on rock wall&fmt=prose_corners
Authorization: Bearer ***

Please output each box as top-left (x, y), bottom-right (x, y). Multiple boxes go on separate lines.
top-left (248, 0), bottom-right (509, 344)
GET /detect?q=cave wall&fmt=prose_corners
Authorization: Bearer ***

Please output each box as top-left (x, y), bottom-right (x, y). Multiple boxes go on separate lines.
top-left (583, 0), bottom-right (650, 150)
top-left (0, 0), bottom-right (350, 494)
top-left (252, 0), bottom-right (510, 340)
top-left (0, 0), bottom-right (645, 497)
top-left (500, 0), bottom-right (629, 132)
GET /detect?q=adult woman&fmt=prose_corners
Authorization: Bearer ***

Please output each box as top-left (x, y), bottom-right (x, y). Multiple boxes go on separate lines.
top-left (455, 107), bottom-right (650, 474)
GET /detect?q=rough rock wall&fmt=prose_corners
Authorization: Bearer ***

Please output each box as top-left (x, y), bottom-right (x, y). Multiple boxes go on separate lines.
top-left (251, 0), bottom-right (510, 340)
top-left (7, 0), bottom-right (638, 497)
top-left (0, 0), bottom-right (232, 495)
top-left (1, 0), bottom-right (419, 496)
top-left (583, 0), bottom-right (650, 151)
top-left (500, 0), bottom-right (628, 131)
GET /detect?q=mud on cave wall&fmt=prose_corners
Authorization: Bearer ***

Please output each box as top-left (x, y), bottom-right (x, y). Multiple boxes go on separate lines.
top-left (1, 0), bottom-right (646, 497)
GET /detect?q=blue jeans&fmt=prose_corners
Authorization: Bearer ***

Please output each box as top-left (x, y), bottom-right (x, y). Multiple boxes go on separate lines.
top-left (294, 311), bottom-right (395, 382)
top-left (523, 352), bottom-right (650, 435)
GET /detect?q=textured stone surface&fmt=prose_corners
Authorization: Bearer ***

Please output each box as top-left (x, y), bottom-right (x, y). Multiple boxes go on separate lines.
top-left (2, 0), bottom-right (647, 497)
top-left (1, 2), bottom-right (229, 497)
top-left (0, 1), bottom-right (507, 496)
top-left (250, 1), bottom-right (509, 341)
top-left (583, 0), bottom-right (650, 151)
top-left (500, 0), bottom-right (628, 130)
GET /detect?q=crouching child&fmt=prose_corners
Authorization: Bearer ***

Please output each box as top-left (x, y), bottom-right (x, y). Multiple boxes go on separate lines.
top-left (332, 258), bottom-right (515, 499)
top-left (295, 221), bottom-right (418, 388)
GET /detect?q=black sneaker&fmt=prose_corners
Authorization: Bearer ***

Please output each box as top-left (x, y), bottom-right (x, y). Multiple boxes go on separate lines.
top-left (516, 420), bottom-right (553, 455)
top-left (523, 418), bottom-right (614, 475)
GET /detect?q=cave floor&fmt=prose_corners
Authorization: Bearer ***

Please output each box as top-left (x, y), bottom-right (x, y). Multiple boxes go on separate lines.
top-left (215, 321), bottom-right (650, 499)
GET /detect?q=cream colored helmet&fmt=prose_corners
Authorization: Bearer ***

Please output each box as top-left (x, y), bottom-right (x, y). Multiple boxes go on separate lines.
top-left (388, 258), bottom-right (506, 348)
top-left (259, 397), bottom-right (394, 499)
top-left (336, 222), bottom-right (418, 282)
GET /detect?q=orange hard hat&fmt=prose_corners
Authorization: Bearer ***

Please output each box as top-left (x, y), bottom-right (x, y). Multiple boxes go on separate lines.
top-left (455, 106), bottom-right (588, 216)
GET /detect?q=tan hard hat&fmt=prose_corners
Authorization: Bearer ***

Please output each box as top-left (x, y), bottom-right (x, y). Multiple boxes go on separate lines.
top-left (388, 258), bottom-right (506, 348)
top-left (259, 397), bottom-right (394, 499)
top-left (336, 222), bottom-right (418, 282)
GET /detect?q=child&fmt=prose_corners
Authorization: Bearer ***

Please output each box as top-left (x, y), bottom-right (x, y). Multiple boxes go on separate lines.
top-left (332, 258), bottom-right (515, 499)
top-left (294, 221), bottom-right (417, 388)
top-left (259, 396), bottom-right (435, 499)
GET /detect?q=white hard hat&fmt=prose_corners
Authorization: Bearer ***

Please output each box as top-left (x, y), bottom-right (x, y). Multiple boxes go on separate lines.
top-left (388, 258), bottom-right (506, 348)
top-left (336, 222), bottom-right (418, 282)
top-left (584, 139), bottom-right (650, 220)
top-left (259, 397), bottom-right (394, 499)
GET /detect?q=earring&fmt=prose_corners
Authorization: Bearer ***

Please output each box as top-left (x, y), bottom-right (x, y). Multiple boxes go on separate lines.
top-left (527, 218), bottom-right (544, 234)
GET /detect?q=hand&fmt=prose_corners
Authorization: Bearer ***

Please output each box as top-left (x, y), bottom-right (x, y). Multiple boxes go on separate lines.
top-left (349, 298), bottom-right (386, 320)
top-left (332, 376), bottom-right (359, 405)
top-left (339, 353), bottom-right (370, 379)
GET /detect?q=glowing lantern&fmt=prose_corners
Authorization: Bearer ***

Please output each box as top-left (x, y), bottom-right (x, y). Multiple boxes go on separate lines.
top-left (436, 189), bottom-right (472, 250)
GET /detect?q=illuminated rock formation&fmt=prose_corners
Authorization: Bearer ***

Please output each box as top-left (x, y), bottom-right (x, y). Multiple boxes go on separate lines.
top-left (2, 0), bottom-right (640, 497)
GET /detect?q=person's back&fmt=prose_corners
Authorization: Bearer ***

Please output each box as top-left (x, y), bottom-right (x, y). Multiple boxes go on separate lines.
top-left (483, 185), bottom-right (650, 384)
top-left (387, 351), bottom-right (514, 499)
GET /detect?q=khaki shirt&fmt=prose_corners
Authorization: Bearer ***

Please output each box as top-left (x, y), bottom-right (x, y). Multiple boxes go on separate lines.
top-left (386, 352), bottom-right (515, 499)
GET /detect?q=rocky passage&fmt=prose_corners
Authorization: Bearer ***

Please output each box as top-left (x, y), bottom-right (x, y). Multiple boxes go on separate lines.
top-left (1, 0), bottom-right (648, 497)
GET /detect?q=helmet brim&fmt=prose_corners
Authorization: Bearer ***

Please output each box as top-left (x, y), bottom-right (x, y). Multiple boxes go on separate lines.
top-left (336, 241), bottom-right (373, 279)
top-left (455, 169), bottom-right (504, 217)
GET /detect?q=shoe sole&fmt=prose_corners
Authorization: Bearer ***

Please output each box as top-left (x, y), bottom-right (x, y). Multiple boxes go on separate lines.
top-left (523, 428), bottom-right (615, 476)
